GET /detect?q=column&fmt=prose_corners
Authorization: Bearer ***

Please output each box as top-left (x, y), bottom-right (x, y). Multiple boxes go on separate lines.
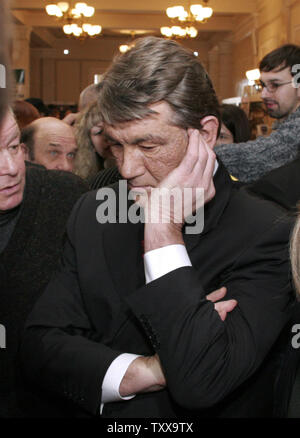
top-left (208, 46), bottom-right (220, 98)
top-left (218, 41), bottom-right (234, 100)
top-left (11, 24), bottom-right (32, 100)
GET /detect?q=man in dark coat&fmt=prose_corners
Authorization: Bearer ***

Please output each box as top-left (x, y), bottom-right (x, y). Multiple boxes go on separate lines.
top-left (0, 110), bottom-right (88, 416)
top-left (21, 37), bottom-right (295, 418)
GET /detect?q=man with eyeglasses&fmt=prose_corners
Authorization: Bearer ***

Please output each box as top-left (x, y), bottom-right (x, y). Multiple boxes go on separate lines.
top-left (215, 44), bottom-right (300, 183)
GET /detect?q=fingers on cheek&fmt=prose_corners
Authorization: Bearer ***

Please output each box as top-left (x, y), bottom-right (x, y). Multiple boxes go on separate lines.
top-left (185, 151), bottom-right (199, 170)
top-left (192, 147), bottom-right (208, 174)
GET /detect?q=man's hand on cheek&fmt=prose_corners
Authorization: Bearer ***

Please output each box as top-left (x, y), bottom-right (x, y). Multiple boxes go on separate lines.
top-left (141, 129), bottom-right (216, 251)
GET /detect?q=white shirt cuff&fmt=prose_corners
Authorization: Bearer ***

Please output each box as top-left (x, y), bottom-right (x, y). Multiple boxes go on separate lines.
top-left (100, 353), bottom-right (141, 414)
top-left (144, 244), bottom-right (192, 284)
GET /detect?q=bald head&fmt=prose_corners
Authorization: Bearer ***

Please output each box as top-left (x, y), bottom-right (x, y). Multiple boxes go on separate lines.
top-left (21, 117), bottom-right (78, 172)
top-left (78, 84), bottom-right (99, 111)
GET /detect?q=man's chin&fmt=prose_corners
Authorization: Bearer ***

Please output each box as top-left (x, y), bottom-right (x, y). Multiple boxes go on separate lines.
top-left (265, 107), bottom-right (281, 119)
top-left (0, 190), bottom-right (24, 212)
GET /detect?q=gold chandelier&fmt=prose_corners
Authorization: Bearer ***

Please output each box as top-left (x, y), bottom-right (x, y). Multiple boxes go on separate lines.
top-left (45, 2), bottom-right (102, 39)
top-left (119, 31), bottom-right (136, 54)
top-left (161, 0), bottom-right (213, 39)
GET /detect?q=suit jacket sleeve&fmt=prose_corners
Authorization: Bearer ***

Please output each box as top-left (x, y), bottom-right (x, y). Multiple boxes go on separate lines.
top-left (126, 217), bottom-right (294, 410)
top-left (20, 195), bottom-right (123, 415)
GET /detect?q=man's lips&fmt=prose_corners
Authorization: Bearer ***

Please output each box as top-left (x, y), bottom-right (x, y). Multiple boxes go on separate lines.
top-left (128, 182), bottom-right (152, 190)
top-left (0, 182), bottom-right (21, 194)
top-left (263, 100), bottom-right (278, 108)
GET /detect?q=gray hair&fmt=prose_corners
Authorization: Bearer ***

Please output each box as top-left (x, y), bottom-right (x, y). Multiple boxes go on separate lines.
top-left (98, 36), bottom-right (220, 131)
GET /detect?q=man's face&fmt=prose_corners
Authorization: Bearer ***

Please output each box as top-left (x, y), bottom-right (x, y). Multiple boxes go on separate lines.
top-left (104, 102), bottom-right (188, 190)
top-left (33, 123), bottom-right (78, 172)
top-left (260, 66), bottom-right (300, 119)
top-left (0, 112), bottom-right (26, 212)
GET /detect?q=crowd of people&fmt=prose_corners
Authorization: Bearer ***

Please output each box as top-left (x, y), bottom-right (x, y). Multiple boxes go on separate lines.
top-left (1, 0), bottom-right (300, 419)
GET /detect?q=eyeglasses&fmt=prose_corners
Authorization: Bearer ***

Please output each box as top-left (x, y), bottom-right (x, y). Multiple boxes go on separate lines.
top-left (259, 80), bottom-right (293, 93)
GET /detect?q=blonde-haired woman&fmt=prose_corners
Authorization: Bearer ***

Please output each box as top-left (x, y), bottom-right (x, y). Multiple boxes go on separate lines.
top-left (73, 102), bottom-right (104, 182)
top-left (74, 101), bottom-right (115, 182)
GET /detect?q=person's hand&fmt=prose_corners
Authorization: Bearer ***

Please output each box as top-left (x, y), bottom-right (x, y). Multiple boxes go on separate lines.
top-left (157, 128), bottom-right (216, 210)
top-left (62, 112), bottom-right (80, 126)
top-left (138, 129), bottom-right (215, 222)
top-left (119, 354), bottom-right (166, 397)
top-left (207, 286), bottom-right (238, 321)
top-left (119, 287), bottom-right (236, 397)
top-left (141, 129), bottom-right (216, 251)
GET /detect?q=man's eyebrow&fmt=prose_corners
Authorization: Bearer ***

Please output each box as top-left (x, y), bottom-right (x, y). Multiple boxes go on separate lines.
top-left (132, 134), bottom-right (165, 145)
top-left (262, 78), bottom-right (283, 83)
top-left (6, 129), bottom-right (20, 146)
top-left (104, 133), bottom-right (118, 143)
top-left (48, 142), bottom-right (62, 147)
top-left (104, 133), bottom-right (165, 145)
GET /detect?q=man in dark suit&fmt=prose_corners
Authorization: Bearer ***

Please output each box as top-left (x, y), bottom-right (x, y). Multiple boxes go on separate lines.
top-left (0, 110), bottom-right (88, 417)
top-left (21, 37), bottom-right (295, 418)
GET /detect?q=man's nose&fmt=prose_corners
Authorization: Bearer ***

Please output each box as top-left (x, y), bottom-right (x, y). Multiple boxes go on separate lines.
top-left (261, 86), bottom-right (271, 99)
top-left (0, 151), bottom-right (19, 176)
top-left (119, 146), bottom-right (143, 180)
top-left (55, 157), bottom-right (73, 172)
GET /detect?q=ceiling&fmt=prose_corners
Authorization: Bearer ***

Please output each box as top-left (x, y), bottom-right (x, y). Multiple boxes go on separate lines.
top-left (10, 0), bottom-right (257, 48)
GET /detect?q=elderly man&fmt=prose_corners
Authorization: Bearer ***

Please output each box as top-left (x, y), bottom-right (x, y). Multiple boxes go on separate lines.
top-left (21, 37), bottom-right (294, 418)
top-left (0, 110), bottom-right (88, 417)
top-left (215, 44), bottom-right (300, 183)
top-left (21, 117), bottom-right (78, 172)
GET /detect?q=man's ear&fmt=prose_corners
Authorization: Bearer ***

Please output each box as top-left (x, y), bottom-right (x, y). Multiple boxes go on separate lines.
top-left (199, 116), bottom-right (219, 149)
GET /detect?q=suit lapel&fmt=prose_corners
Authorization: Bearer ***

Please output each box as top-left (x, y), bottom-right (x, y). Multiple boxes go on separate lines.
top-left (103, 200), bottom-right (145, 299)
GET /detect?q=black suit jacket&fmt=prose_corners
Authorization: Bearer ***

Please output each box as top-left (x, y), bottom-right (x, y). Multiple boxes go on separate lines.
top-left (20, 162), bottom-right (295, 417)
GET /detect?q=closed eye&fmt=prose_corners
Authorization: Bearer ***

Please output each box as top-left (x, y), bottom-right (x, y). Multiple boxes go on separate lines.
top-left (139, 145), bottom-right (157, 151)
top-left (93, 129), bottom-right (103, 136)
